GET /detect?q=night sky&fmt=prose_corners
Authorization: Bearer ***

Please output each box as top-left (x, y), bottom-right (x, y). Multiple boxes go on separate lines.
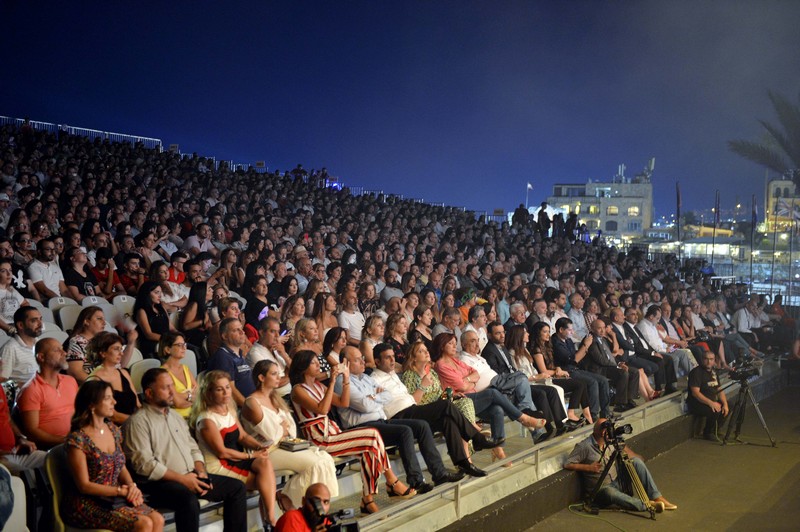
top-left (3, 1), bottom-right (799, 219)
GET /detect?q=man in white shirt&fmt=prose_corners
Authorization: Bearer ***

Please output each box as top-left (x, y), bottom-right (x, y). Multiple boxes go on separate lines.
top-left (567, 293), bottom-right (589, 341)
top-left (371, 343), bottom-right (497, 479)
top-left (27, 239), bottom-right (67, 302)
top-left (0, 306), bottom-right (42, 386)
top-left (337, 290), bottom-right (365, 345)
top-left (636, 306), bottom-right (696, 376)
top-left (334, 347), bottom-right (454, 493)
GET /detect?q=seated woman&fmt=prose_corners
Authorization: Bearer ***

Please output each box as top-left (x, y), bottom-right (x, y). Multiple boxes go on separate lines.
top-left (529, 322), bottom-right (594, 425)
top-left (384, 313), bottom-right (410, 368)
top-left (244, 274), bottom-right (270, 329)
top-left (65, 380), bottom-right (164, 532)
top-left (134, 281), bottom-right (175, 358)
top-left (291, 319), bottom-right (329, 382)
top-left (408, 304), bottom-right (434, 353)
top-left (279, 294), bottom-right (306, 337)
top-left (190, 370), bottom-right (278, 530)
top-left (242, 360), bottom-right (339, 510)
top-left (358, 315), bottom-right (384, 369)
top-left (87, 332), bottom-right (141, 425)
top-left (180, 281), bottom-right (213, 348)
top-left (158, 332), bottom-right (197, 419)
top-left (401, 341), bottom-right (501, 466)
top-left (289, 350), bottom-right (416, 514)
top-left (62, 246), bottom-right (102, 304)
top-left (433, 333), bottom-right (544, 446)
top-left (321, 327), bottom-right (349, 375)
top-left (0, 258), bottom-right (29, 334)
top-left (66, 307), bottom-right (139, 385)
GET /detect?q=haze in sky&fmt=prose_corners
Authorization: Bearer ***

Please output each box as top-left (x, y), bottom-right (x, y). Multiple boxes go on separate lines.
top-left (2, 1), bottom-right (799, 218)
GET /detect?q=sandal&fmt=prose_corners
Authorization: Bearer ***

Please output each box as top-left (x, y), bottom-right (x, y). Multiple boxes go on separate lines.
top-left (361, 496), bottom-right (380, 514)
top-left (385, 479), bottom-right (417, 499)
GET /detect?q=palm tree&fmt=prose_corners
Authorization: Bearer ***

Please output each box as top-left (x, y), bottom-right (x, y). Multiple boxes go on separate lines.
top-left (728, 90), bottom-right (800, 181)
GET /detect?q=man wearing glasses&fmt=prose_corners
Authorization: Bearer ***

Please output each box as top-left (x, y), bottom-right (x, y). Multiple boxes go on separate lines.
top-left (27, 238), bottom-right (67, 303)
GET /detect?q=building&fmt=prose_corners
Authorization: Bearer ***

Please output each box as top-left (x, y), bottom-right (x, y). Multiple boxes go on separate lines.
top-left (546, 160), bottom-right (654, 240)
top-left (766, 178), bottom-right (800, 232)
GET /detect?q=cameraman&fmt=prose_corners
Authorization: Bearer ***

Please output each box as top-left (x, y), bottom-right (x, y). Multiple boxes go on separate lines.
top-left (276, 483), bottom-right (334, 532)
top-left (564, 419), bottom-right (676, 512)
top-left (687, 351), bottom-right (729, 441)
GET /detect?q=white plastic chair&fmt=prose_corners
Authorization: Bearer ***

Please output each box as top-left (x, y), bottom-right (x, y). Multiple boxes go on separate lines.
top-left (81, 296), bottom-right (107, 307)
top-left (126, 347), bottom-right (143, 368)
top-left (129, 359), bottom-right (161, 393)
top-left (39, 329), bottom-right (69, 344)
top-left (184, 349), bottom-right (198, 377)
top-left (57, 304), bottom-right (84, 332)
top-left (41, 321), bottom-right (63, 333)
top-left (48, 296), bottom-right (78, 313)
top-left (113, 294), bottom-right (135, 318)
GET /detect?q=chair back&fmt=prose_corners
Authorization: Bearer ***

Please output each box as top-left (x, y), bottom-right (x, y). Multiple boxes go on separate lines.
top-left (129, 359), bottom-right (161, 393)
top-left (184, 349), bottom-right (198, 377)
top-left (57, 304), bottom-right (84, 332)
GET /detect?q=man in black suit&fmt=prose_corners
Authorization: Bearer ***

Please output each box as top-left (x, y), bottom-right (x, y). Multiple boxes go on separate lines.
top-left (481, 322), bottom-right (576, 435)
top-left (613, 308), bottom-right (677, 395)
top-left (584, 318), bottom-right (639, 412)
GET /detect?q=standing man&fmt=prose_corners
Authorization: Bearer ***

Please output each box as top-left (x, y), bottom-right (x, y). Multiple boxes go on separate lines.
top-left (125, 368), bottom-right (248, 532)
top-left (687, 351), bottom-right (729, 441)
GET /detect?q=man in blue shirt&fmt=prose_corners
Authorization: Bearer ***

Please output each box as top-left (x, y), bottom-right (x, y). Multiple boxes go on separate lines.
top-left (207, 317), bottom-right (255, 407)
top-left (334, 346), bottom-right (460, 494)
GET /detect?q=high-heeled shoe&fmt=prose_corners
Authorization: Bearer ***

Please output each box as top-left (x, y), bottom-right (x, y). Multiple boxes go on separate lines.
top-left (386, 479), bottom-right (417, 499)
top-left (520, 415), bottom-right (547, 430)
top-left (361, 497), bottom-right (380, 514)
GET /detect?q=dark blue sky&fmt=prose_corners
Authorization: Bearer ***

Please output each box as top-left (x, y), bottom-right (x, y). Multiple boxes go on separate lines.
top-left (3, 1), bottom-right (799, 218)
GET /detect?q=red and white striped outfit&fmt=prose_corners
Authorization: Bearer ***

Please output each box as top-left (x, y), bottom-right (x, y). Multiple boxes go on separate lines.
top-left (293, 381), bottom-right (389, 495)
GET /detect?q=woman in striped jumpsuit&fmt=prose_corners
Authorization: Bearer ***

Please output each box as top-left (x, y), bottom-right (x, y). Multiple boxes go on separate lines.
top-left (289, 350), bottom-right (416, 514)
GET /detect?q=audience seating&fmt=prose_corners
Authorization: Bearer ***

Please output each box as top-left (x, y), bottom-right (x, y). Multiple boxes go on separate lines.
top-left (129, 359), bottom-right (161, 393)
top-left (46, 444), bottom-right (111, 532)
top-left (57, 305), bottom-right (83, 333)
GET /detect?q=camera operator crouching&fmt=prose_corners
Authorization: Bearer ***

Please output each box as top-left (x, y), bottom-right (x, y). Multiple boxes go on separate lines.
top-left (564, 419), bottom-right (676, 513)
top-left (687, 351), bottom-right (729, 441)
top-left (276, 483), bottom-right (358, 532)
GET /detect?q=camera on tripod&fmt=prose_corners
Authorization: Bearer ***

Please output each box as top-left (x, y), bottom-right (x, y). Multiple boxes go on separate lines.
top-left (601, 418), bottom-right (633, 446)
top-left (728, 357), bottom-right (760, 381)
top-left (310, 498), bottom-right (359, 532)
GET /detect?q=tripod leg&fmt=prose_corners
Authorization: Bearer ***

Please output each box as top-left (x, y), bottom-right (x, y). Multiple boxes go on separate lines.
top-left (745, 387), bottom-right (777, 447)
top-left (722, 390), bottom-right (744, 445)
top-left (732, 390), bottom-right (748, 441)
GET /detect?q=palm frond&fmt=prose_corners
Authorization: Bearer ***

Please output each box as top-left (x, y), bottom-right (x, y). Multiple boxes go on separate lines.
top-left (767, 90), bottom-right (800, 168)
top-left (727, 139), bottom-right (788, 175)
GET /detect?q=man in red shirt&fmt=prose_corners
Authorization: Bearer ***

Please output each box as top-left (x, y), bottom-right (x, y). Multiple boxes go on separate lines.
top-left (276, 483), bottom-right (334, 532)
top-left (0, 386), bottom-right (45, 473)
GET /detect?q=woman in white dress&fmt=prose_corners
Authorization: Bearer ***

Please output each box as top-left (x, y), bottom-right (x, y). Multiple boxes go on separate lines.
top-left (242, 360), bottom-right (338, 509)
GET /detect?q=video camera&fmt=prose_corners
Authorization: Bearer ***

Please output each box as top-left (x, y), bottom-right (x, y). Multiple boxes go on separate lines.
top-left (728, 356), bottom-right (760, 382)
top-left (309, 498), bottom-right (359, 532)
top-left (601, 417), bottom-right (633, 446)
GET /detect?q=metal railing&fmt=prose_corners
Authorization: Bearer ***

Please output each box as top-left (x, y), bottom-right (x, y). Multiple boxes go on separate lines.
top-left (0, 115), bottom-right (163, 151)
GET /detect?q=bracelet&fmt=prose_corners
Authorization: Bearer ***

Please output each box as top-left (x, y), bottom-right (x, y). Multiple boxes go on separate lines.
top-left (247, 449), bottom-right (253, 458)
top-left (342, 381), bottom-right (350, 385)
top-left (116, 485), bottom-right (121, 495)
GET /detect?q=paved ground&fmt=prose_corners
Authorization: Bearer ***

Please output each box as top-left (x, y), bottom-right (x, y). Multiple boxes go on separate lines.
top-left (528, 384), bottom-right (800, 531)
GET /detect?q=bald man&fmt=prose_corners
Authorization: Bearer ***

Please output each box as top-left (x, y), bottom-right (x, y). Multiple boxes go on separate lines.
top-left (276, 483), bottom-right (332, 532)
top-left (15, 338), bottom-right (78, 449)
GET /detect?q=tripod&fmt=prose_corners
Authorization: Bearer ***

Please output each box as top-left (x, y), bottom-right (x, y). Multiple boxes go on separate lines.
top-left (722, 378), bottom-right (776, 446)
top-left (584, 439), bottom-right (656, 520)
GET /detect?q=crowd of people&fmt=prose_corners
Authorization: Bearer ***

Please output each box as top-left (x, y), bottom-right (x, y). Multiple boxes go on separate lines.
top-left (0, 122), bottom-right (794, 531)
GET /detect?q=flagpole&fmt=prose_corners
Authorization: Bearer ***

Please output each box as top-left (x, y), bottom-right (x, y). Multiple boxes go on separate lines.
top-left (749, 194), bottom-right (755, 289)
top-left (676, 182), bottom-right (682, 266)
top-left (790, 196), bottom-right (795, 307)
top-left (711, 189), bottom-right (719, 270)
top-left (526, 183), bottom-right (532, 209)
top-left (770, 199), bottom-right (779, 297)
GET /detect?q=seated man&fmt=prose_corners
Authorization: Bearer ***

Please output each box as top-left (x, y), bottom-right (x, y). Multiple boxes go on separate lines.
top-left (207, 317), bottom-right (255, 408)
top-left (564, 419), bottom-right (676, 513)
top-left (371, 343), bottom-right (497, 480)
top-left (27, 238), bottom-right (68, 302)
top-left (335, 346), bottom-right (456, 493)
top-left (275, 483), bottom-right (333, 532)
top-left (687, 351), bottom-right (729, 441)
top-left (125, 368), bottom-right (248, 532)
top-left (0, 306), bottom-right (43, 386)
top-left (459, 330), bottom-right (549, 440)
top-left (16, 338), bottom-right (78, 449)
top-left (584, 318), bottom-right (639, 412)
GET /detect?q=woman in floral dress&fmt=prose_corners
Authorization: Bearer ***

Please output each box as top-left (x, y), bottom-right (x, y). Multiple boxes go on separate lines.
top-left (65, 380), bottom-right (163, 531)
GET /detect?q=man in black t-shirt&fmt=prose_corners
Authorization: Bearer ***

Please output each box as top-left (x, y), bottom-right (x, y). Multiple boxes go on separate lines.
top-left (687, 351), bottom-right (729, 440)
